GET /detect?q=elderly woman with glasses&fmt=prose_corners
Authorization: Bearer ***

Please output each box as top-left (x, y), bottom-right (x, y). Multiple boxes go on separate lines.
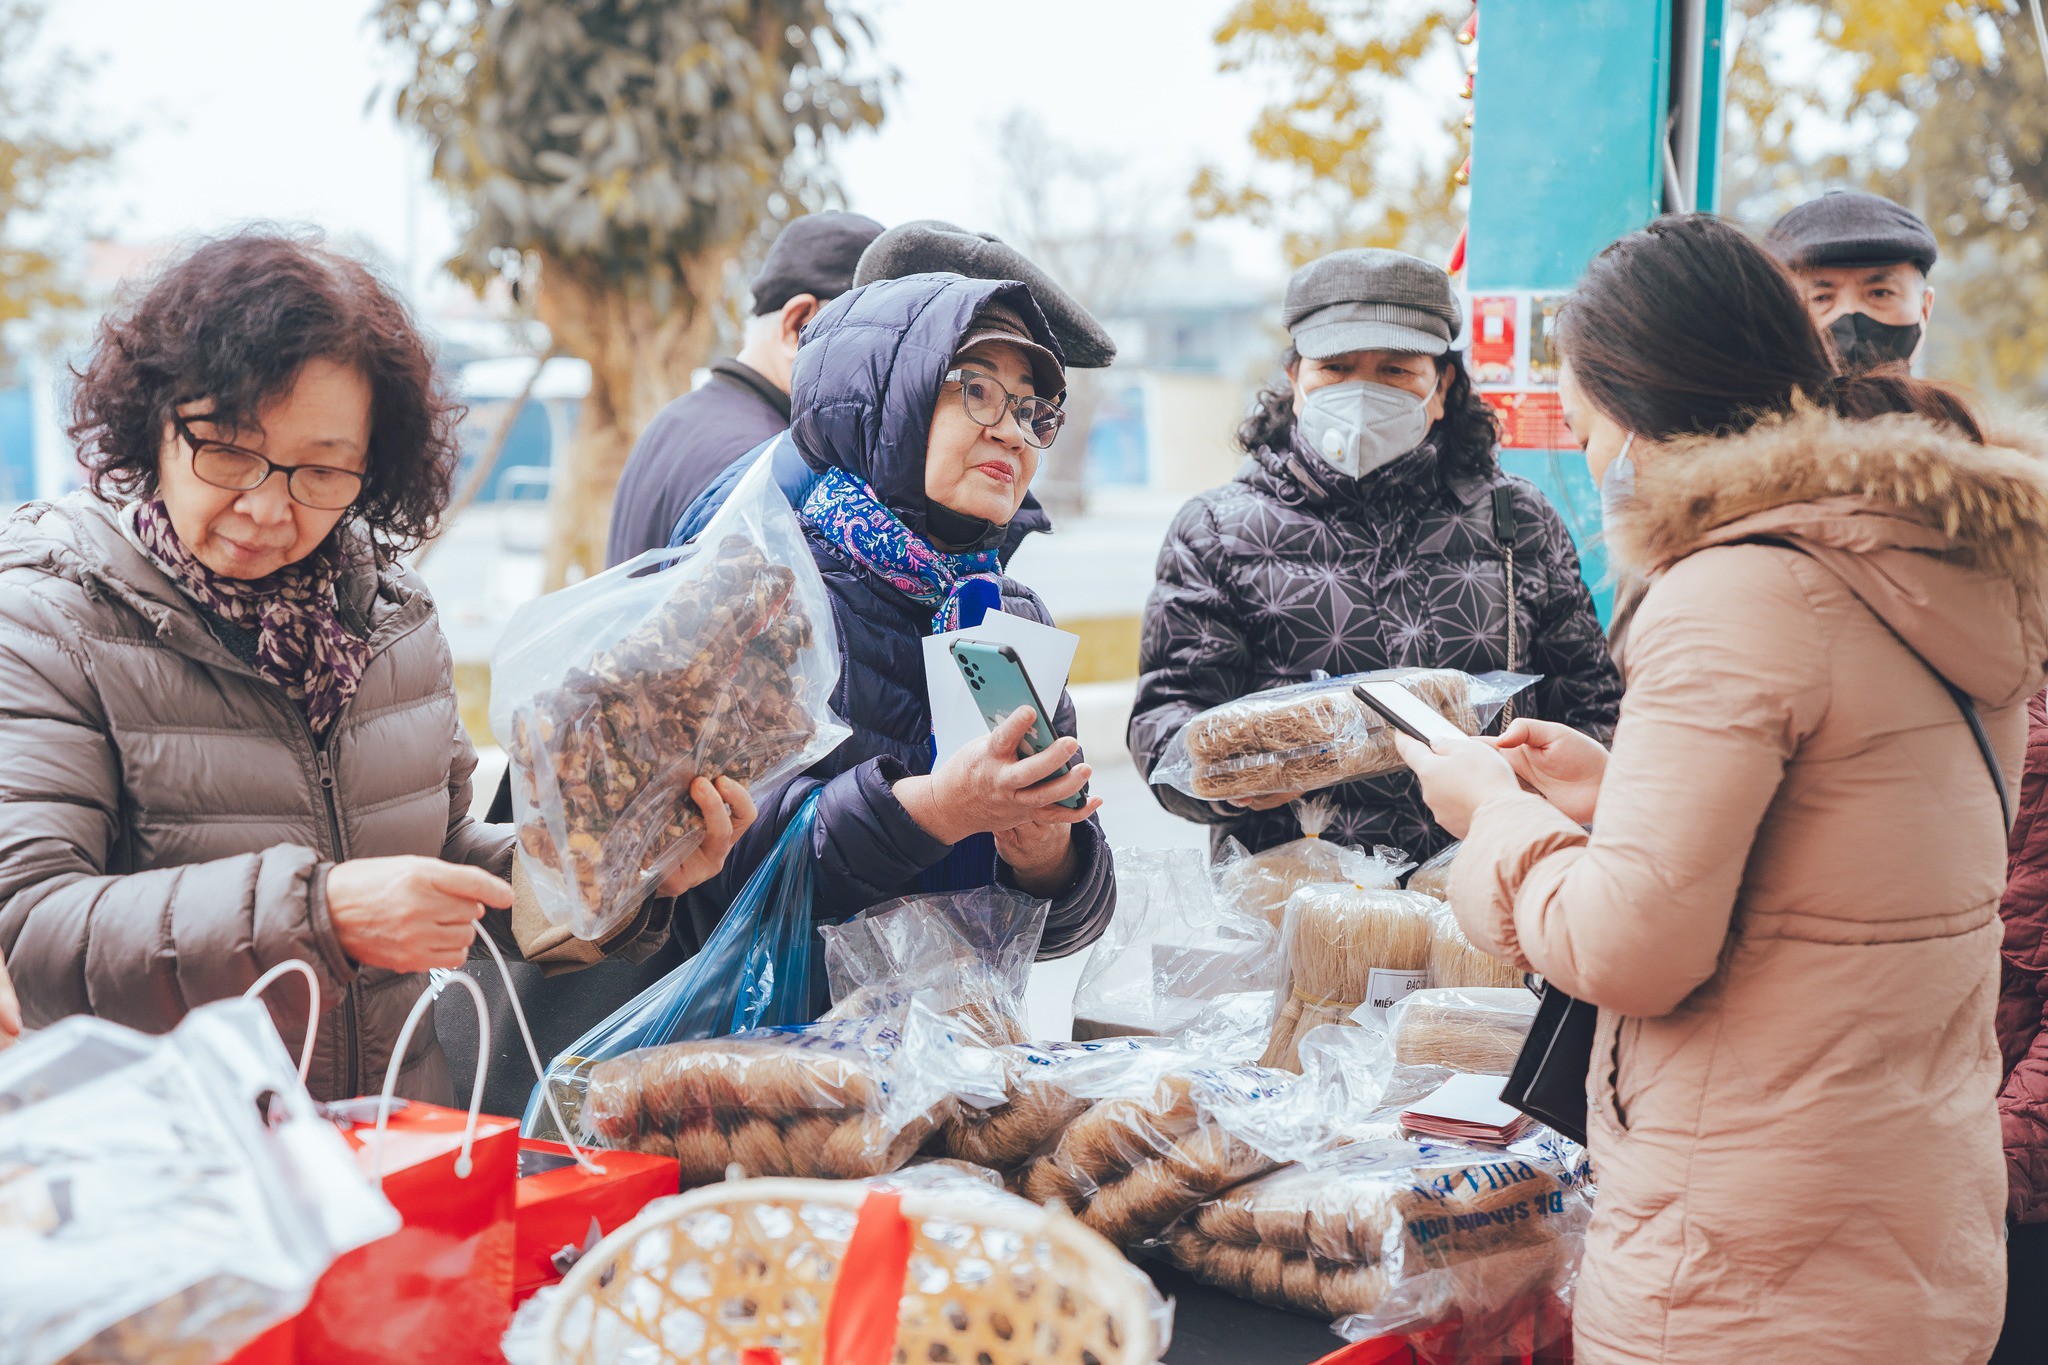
top-left (0, 230), bottom-right (751, 1102)
top-left (674, 274), bottom-right (1117, 990)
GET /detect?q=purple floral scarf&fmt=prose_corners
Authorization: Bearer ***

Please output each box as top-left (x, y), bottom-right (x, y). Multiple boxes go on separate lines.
top-left (798, 466), bottom-right (1005, 632)
top-left (133, 499), bottom-right (372, 735)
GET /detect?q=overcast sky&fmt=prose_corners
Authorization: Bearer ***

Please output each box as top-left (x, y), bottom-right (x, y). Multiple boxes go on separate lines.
top-left (43, 0), bottom-right (1281, 304)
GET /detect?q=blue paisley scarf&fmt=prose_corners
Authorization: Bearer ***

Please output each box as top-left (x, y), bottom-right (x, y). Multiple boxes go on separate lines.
top-left (798, 466), bottom-right (1005, 632)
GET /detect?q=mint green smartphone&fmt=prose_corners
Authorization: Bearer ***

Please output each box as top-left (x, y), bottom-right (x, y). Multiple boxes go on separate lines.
top-left (948, 639), bottom-right (1088, 810)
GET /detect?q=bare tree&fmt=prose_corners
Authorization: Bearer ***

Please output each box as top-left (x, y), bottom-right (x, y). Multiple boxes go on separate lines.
top-left (987, 109), bottom-right (1180, 519)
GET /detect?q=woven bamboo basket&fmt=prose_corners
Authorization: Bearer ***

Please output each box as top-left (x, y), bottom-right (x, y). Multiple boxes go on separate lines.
top-left (533, 1175), bottom-right (1167, 1364)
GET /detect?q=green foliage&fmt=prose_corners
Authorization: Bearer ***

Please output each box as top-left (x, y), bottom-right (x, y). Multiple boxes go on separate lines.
top-left (0, 0), bottom-right (110, 327)
top-left (375, 0), bottom-right (883, 308)
top-left (1192, 0), bottom-right (1466, 266)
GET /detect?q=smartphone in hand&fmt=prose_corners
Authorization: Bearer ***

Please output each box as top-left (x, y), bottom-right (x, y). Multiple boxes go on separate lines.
top-left (1353, 679), bottom-right (1468, 748)
top-left (949, 640), bottom-right (1089, 810)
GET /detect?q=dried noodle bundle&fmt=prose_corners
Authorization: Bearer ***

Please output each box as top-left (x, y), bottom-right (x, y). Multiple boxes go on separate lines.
top-left (1260, 884), bottom-right (1439, 1071)
top-left (1427, 908), bottom-right (1526, 990)
top-left (1389, 987), bottom-right (1540, 1074)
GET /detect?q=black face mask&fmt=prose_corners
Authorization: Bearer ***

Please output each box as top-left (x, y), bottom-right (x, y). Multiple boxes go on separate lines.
top-left (1826, 311), bottom-right (1922, 370)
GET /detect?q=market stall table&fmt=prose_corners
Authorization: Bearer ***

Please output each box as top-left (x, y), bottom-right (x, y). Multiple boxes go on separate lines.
top-left (1148, 1261), bottom-right (1352, 1364)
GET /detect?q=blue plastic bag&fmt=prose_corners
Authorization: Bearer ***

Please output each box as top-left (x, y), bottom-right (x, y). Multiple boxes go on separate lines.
top-left (521, 791), bottom-right (822, 1141)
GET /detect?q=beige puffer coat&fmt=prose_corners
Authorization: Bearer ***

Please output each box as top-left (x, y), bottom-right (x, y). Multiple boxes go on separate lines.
top-left (1450, 406), bottom-right (2048, 1363)
top-left (0, 492), bottom-right (520, 1102)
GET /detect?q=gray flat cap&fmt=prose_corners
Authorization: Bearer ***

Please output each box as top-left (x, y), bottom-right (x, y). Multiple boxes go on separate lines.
top-left (854, 219), bottom-right (1117, 368)
top-left (1284, 248), bottom-right (1461, 359)
top-left (1767, 190), bottom-right (1938, 274)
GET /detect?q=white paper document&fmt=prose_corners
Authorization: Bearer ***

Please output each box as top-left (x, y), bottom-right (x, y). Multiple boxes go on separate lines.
top-left (922, 610), bottom-right (1080, 766)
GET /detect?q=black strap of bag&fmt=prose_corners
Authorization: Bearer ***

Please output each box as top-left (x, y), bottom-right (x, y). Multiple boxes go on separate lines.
top-left (1492, 487), bottom-right (1520, 728)
top-left (1499, 563), bottom-right (2009, 1147)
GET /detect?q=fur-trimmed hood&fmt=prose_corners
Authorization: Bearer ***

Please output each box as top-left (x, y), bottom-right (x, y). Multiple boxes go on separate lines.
top-left (1608, 402), bottom-right (2048, 706)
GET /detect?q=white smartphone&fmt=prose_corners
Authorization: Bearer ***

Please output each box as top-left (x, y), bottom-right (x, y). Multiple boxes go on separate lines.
top-left (1353, 679), bottom-right (1467, 748)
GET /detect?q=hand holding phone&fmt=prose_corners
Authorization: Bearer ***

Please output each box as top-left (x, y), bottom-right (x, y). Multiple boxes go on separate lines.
top-left (951, 640), bottom-right (1089, 810)
top-left (1353, 679), bottom-right (1468, 749)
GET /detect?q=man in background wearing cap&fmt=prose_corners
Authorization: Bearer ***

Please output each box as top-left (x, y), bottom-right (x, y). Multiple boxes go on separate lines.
top-left (662, 219), bottom-right (1117, 557)
top-left (603, 210), bottom-right (883, 567)
top-left (1767, 189), bottom-right (1939, 370)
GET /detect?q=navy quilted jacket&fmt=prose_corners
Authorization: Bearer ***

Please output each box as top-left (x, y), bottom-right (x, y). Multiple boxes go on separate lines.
top-left (678, 273), bottom-right (1116, 962)
top-left (1129, 433), bottom-right (1623, 863)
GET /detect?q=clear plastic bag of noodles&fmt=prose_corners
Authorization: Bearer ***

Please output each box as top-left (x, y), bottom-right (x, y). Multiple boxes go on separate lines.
top-left (1010, 1046), bottom-right (1332, 1249)
top-left (0, 999), bottom-right (398, 1365)
top-left (579, 993), bottom-right (1007, 1189)
top-left (927, 1036), bottom-right (1167, 1173)
top-left (1261, 881), bottom-right (1444, 1071)
top-left (1388, 988), bottom-right (1540, 1076)
top-left (1408, 840), bottom-right (1460, 903)
top-left (1069, 848), bottom-right (1283, 1058)
top-left (819, 886), bottom-right (1050, 1047)
top-left (523, 792), bottom-right (824, 1144)
top-left (1149, 669), bottom-right (1538, 803)
top-left (1215, 798), bottom-right (1413, 929)
top-left (492, 455), bottom-right (850, 943)
top-left (1165, 1130), bottom-right (1590, 1354)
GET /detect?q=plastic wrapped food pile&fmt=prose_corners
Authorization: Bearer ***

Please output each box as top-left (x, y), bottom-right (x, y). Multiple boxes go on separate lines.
top-left (579, 997), bottom-right (1004, 1188)
top-left (1261, 883), bottom-right (1443, 1071)
top-left (1408, 840), bottom-right (1460, 902)
top-left (1389, 988), bottom-right (1540, 1075)
top-left (1150, 669), bottom-right (1537, 803)
top-left (1166, 1131), bottom-right (1591, 1344)
top-left (1216, 800), bottom-right (1411, 929)
top-left (821, 887), bottom-right (1048, 1048)
top-left (1015, 1059), bottom-right (1303, 1248)
top-left (929, 1038), bottom-right (1160, 1172)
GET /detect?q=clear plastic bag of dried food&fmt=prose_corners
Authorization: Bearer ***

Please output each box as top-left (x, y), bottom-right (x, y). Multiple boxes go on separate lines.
top-left (576, 995), bottom-right (1006, 1188)
top-left (1408, 839), bottom-right (1460, 902)
top-left (492, 455), bottom-right (850, 942)
top-left (522, 792), bottom-right (824, 1144)
top-left (1260, 881), bottom-right (1446, 1070)
top-left (1148, 669), bottom-right (1539, 803)
top-left (927, 1036), bottom-right (1169, 1172)
top-left (1214, 799), bottom-right (1413, 929)
top-left (1388, 987), bottom-right (1540, 1076)
top-left (0, 999), bottom-right (398, 1365)
top-left (1069, 848), bottom-right (1283, 1059)
top-left (1166, 1131), bottom-right (1589, 1354)
top-left (819, 887), bottom-right (1050, 1047)
top-left (1009, 1047), bottom-right (1334, 1249)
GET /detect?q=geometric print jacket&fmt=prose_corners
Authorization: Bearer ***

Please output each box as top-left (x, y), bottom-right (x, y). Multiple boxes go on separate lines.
top-left (1129, 432), bottom-right (1623, 863)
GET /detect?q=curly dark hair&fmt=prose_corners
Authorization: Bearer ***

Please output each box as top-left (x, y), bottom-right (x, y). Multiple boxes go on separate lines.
top-left (68, 229), bottom-right (463, 557)
top-left (1236, 346), bottom-right (1502, 481)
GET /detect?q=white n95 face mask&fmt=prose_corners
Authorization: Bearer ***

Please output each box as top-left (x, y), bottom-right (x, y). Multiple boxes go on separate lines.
top-left (1296, 380), bottom-right (1433, 479)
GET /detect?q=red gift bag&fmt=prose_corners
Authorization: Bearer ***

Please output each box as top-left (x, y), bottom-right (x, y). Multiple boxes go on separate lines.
top-left (293, 972), bottom-right (520, 1363)
top-left (514, 1137), bottom-right (679, 1303)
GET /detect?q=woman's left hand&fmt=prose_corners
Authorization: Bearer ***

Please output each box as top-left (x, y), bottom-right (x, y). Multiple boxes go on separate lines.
top-left (995, 819), bottom-right (1080, 898)
top-left (657, 777), bottom-right (758, 898)
top-left (1393, 732), bottom-right (1525, 840)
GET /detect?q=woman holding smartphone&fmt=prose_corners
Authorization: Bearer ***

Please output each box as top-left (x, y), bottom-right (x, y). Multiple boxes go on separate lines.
top-left (677, 273), bottom-right (1116, 982)
top-left (1399, 214), bottom-right (2043, 1363)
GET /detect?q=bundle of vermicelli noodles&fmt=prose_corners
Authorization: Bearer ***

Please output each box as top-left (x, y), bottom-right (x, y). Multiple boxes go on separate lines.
top-left (1259, 884), bottom-right (1439, 1071)
top-left (1388, 987), bottom-right (1540, 1074)
top-left (1426, 905), bottom-right (1526, 990)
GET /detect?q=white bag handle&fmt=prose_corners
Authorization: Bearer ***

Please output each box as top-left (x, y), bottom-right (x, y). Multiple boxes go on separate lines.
top-left (464, 930), bottom-right (601, 1173)
top-left (370, 971), bottom-right (490, 1181)
top-left (244, 959), bottom-right (320, 1086)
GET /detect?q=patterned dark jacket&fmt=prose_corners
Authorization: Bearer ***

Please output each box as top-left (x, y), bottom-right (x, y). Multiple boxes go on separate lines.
top-left (1129, 433), bottom-right (1623, 863)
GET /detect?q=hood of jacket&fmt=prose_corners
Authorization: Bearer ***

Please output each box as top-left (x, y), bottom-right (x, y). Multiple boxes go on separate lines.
top-left (1608, 402), bottom-right (2048, 708)
top-left (787, 271), bottom-right (1063, 550)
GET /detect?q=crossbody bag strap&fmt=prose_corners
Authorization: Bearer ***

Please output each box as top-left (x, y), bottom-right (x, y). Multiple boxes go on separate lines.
top-left (1492, 486), bottom-right (1520, 727)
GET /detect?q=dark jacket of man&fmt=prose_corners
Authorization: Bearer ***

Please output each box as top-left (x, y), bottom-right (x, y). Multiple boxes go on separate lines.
top-left (603, 359), bottom-right (791, 568)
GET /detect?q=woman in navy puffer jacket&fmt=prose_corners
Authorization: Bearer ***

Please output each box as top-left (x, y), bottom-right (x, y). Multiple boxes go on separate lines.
top-left (678, 273), bottom-right (1116, 975)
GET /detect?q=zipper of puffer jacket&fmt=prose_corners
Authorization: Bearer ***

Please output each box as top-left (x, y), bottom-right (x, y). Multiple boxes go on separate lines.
top-left (310, 740), bottom-right (359, 1097)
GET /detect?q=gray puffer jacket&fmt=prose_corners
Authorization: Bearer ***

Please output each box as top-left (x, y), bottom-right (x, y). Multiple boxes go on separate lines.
top-left (0, 492), bottom-right (524, 1102)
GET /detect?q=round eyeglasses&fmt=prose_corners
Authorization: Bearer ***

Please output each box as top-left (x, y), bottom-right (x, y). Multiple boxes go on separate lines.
top-left (173, 413), bottom-right (365, 511)
top-left (943, 368), bottom-right (1066, 449)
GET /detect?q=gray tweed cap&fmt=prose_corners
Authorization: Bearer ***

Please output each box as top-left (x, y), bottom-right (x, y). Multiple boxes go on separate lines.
top-left (854, 219), bottom-right (1118, 368)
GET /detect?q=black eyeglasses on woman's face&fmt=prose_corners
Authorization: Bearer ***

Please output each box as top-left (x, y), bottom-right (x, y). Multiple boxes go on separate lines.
top-left (172, 412), bottom-right (365, 511)
top-left (943, 368), bottom-right (1066, 449)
